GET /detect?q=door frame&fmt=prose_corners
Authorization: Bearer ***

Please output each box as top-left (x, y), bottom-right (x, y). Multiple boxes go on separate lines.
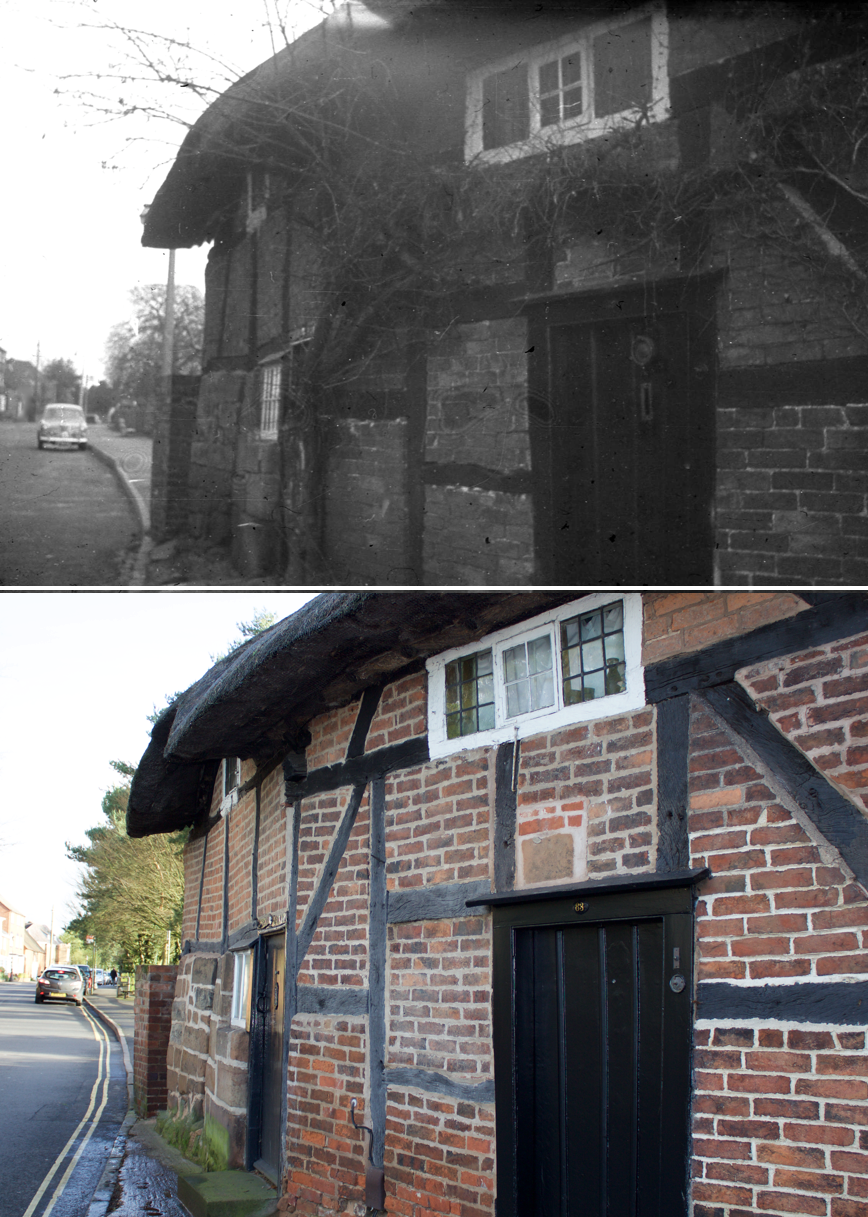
top-left (488, 875), bottom-right (702, 1217)
top-left (245, 926), bottom-right (287, 1175)
top-left (526, 273), bottom-right (721, 584)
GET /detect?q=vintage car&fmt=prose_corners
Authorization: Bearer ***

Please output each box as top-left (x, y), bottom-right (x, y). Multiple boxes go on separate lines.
top-left (37, 403), bottom-right (88, 450)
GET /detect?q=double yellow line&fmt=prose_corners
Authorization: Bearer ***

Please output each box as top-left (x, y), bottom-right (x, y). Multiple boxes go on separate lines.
top-left (22, 1005), bottom-right (112, 1217)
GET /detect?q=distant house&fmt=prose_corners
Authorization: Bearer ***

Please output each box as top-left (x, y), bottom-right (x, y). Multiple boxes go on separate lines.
top-left (143, 2), bottom-right (868, 585)
top-left (25, 922), bottom-right (71, 977)
top-left (0, 899), bottom-right (26, 976)
top-left (128, 589), bottom-right (868, 1215)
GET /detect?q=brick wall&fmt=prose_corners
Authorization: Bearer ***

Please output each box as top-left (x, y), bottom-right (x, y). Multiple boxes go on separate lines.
top-left (135, 964), bottom-right (178, 1117)
top-left (322, 418), bottom-right (413, 584)
top-left (643, 591), bottom-right (807, 665)
top-left (256, 767), bottom-right (287, 920)
top-left (365, 672), bottom-right (427, 751)
top-left (296, 788), bottom-right (370, 992)
top-left (421, 485), bottom-right (535, 584)
top-left (424, 319), bottom-right (530, 473)
top-left (188, 370), bottom-right (247, 543)
top-left (518, 709), bottom-right (656, 879)
top-left (284, 1015), bottom-right (367, 1215)
top-left (689, 692), bottom-right (868, 1216)
top-left (385, 752), bottom-right (490, 890)
top-left (306, 701), bottom-right (363, 772)
top-left (739, 630), bottom-right (868, 816)
top-left (714, 403), bottom-right (868, 585)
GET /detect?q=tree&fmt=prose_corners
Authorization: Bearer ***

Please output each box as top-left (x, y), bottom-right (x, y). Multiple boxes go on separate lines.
top-left (105, 283), bottom-right (204, 405)
top-left (41, 357), bottom-right (80, 406)
top-left (69, 612), bottom-right (282, 964)
top-left (65, 761), bottom-right (187, 968)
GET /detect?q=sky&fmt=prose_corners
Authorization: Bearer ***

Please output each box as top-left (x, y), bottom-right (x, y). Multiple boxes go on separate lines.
top-left (0, 0), bottom-right (328, 386)
top-left (0, 590), bottom-right (316, 931)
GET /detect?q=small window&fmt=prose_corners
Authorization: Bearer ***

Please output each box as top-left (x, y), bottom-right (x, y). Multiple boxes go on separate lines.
top-left (465, 5), bottom-right (668, 163)
top-left (231, 950), bottom-right (253, 1029)
top-left (221, 758), bottom-right (241, 813)
top-left (427, 593), bottom-right (644, 756)
top-left (258, 363), bottom-right (282, 441)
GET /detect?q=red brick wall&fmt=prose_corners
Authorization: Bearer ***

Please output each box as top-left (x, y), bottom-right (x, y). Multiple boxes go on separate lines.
top-left (518, 709), bottom-right (655, 879)
top-left (366, 672), bottom-right (427, 751)
top-left (256, 766), bottom-right (287, 921)
top-left (134, 964), bottom-right (178, 1117)
top-left (643, 591), bottom-right (807, 665)
top-left (689, 693), bottom-right (868, 1216)
top-left (385, 1088), bottom-right (495, 1217)
top-left (296, 788), bottom-right (370, 992)
top-left (385, 753), bottom-right (490, 890)
top-left (285, 1015), bottom-right (367, 1214)
top-left (740, 629), bottom-right (868, 816)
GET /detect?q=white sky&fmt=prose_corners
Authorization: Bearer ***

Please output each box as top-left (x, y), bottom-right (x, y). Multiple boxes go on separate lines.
top-left (0, 0), bottom-right (327, 384)
top-left (0, 590), bottom-right (315, 930)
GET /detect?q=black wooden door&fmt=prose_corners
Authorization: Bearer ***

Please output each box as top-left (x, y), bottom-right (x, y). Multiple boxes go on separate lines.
top-left (529, 285), bottom-right (715, 584)
top-left (493, 887), bottom-right (694, 1217)
top-left (258, 938), bottom-right (285, 1180)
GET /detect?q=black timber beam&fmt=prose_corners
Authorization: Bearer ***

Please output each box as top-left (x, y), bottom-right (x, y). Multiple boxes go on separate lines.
top-left (697, 980), bottom-right (868, 1025)
top-left (703, 682), bottom-right (868, 892)
top-left (285, 736), bottom-right (429, 800)
top-left (644, 594), bottom-right (867, 702)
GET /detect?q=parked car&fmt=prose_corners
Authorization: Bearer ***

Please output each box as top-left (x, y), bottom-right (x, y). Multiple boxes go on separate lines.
top-left (37, 403), bottom-right (88, 450)
top-left (77, 964), bottom-right (94, 993)
top-left (35, 966), bottom-right (85, 1006)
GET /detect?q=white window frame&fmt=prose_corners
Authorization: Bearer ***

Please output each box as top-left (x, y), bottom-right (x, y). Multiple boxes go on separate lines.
top-left (221, 757), bottom-right (241, 814)
top-left (427, 593), bottom-right (645, 758)
top-left (465, 4), bottom-right (669, 165)
top-left (230, 948), bottom-right (253, 1030)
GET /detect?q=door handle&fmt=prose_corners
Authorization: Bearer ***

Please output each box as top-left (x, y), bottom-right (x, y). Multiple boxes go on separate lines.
top-left (640, 381), bottom-right (653, 422)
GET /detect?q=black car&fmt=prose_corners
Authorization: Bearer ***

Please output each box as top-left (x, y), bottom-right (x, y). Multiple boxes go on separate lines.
top-left (35, 966), bottom-right (85, 1006)
top-left (77, 964), bottom-right (94, 993)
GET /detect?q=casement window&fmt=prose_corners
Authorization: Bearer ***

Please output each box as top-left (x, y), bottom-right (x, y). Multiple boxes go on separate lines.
top-left (427, 593), bottom-right (644, 757)
top-left (256, 340), bottom-right (310, 441)
top-left (465, 5), bottom-right (669, 164)
top-left (221, 757), bottom-right (241, 813)
top-left (231, 949), bottom-right (253, 1030)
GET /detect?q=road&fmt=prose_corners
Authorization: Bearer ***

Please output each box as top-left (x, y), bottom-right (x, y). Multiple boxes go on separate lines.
top-left (0, 981), bottom-right (129, 1217)
top-left (0, 421), bottom-right (140, 584)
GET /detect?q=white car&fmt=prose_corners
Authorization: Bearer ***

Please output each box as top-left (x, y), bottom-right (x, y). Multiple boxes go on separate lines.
top-left (37, 403), bottom-right (88, 450)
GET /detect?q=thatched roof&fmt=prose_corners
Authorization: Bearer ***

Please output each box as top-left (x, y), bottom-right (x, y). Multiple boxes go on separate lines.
top-left (141, 0), bottom-right (612, 248)
top-left (127, 590), bottom-right (583, 837)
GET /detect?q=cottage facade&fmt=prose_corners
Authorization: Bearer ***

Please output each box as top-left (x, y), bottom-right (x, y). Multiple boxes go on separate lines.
top-left (129, 589), bottom-right (868, 1216)
top-left (142, 3), bottom-right (868, 587)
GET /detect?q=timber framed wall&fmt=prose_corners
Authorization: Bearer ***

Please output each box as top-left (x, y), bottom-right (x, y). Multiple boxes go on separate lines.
top-left (165, 591), bottom-right (868, 1215)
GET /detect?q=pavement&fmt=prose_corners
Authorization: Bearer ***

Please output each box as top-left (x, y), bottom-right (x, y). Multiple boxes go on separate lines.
top-left (83, 987), bottom-right (278, 1217)
top-left (87, 425), bottom-right (265, 587)
top-left (84, 986), bottom-right (194, 1217)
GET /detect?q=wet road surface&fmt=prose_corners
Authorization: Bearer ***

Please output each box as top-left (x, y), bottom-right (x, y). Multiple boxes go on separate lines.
top-left (0, 981), bottom-right (128, 1217)
top-left (0, 421), bottom-right (140, 584)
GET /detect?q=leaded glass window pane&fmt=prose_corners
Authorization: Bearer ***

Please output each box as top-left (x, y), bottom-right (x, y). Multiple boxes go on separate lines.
top-left (503, 634), bottom-right (554, 719)
top-left (445, 649), bottom-right (495, 738)
top-left (560, 601), bottom-right (626, 705)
